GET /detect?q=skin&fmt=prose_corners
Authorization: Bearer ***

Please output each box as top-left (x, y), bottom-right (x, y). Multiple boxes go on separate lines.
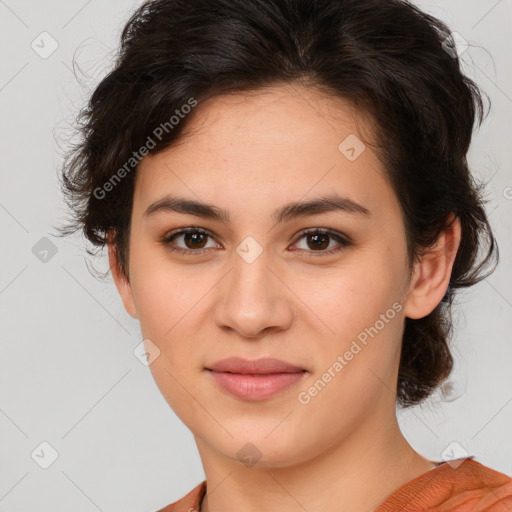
top-left (109, 83), bottom-right (461, 512)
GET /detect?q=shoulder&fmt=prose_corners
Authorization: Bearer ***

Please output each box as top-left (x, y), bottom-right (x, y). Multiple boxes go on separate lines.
top-left (377, 458), bottom-right (512, 512)
top-left (441, 459), bottom-right (512, 511)
top-left (155, 480), bottom-right (207, 512)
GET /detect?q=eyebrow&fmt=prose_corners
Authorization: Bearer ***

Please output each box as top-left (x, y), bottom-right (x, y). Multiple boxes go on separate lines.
top-left (143, 194), bottom-right (370, 224)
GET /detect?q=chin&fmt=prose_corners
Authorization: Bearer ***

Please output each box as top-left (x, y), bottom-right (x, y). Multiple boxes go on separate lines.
top-left (201, 427), bottom-right (313, 469)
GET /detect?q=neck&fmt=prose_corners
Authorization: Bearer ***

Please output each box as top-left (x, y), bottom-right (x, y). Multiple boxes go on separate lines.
top-left (195, 409), bottom-right (435, 512)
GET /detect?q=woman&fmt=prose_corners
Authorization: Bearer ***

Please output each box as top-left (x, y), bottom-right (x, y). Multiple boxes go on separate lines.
top-left (56, 0), bottom-right (512, 510)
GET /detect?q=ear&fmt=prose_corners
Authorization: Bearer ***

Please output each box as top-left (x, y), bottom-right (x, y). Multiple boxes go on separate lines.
top-left (403, 213), bottom-right (461, 320)
top-left (107, 230), bottom-right (138, 319)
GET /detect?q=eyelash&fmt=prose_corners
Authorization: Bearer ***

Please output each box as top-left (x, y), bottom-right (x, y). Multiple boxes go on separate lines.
top-left (160, 226), bottom-right (352, 257)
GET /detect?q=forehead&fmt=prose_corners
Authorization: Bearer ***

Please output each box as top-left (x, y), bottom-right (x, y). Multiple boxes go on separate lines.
top-left (133, 84), bottom-right (399, 223)
top-left (176, 84), bottom-right (374, 153)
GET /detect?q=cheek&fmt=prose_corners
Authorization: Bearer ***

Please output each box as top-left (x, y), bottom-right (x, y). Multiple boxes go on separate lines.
top-left (129, 251), bottom-right (206, 336)
top-left (132, 265), bottom-right (208, 420)
top-left (299, 260), bottom-right (405, 393)
top-left (129, 254), bottom-right (216, 386)
top-left (302, 263), bottom-right (399, 337)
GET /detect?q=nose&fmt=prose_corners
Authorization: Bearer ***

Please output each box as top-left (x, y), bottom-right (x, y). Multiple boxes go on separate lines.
top-left (213, 249), bottom-right (293, 339)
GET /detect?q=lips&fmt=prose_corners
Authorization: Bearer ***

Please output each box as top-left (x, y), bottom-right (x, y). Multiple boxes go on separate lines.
top-left (205, 357), bottom-right (306, 374)
top-left (205, 357), bottom-right (308, 401)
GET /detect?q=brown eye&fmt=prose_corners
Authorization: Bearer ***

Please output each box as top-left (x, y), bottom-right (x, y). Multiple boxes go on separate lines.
top-left (160, 226), bottom-right (352, 257)
top-left (305, 232), bottom-right (330, 250)
top-left (161, 227), bottom-right (219, 254)
top-left (182, 231), bottom-right (208, 249)
top-left (292, 229), bottom-right (352, 256)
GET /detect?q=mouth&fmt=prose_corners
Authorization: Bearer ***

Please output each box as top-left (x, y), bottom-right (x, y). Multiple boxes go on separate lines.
top-left (205, 357), bottom-right (308, 401)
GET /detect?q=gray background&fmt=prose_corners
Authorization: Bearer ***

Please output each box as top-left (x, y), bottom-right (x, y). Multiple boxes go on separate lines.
top-left (0, 1), bottom-right (511, 510)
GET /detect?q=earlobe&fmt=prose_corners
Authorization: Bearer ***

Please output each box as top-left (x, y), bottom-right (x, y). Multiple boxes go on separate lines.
top-left (403, 214), bottom-right (461, 320)
top-left (107, 233), bottom-right (139, 319)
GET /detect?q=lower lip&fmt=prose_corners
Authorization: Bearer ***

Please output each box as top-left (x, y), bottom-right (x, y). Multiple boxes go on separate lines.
top-left (206, 370), bottom-right (307, 401)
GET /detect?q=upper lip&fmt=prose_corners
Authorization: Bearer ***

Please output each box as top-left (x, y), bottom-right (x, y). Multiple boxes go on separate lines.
top-left (206, 357), bottom-right (306, 374)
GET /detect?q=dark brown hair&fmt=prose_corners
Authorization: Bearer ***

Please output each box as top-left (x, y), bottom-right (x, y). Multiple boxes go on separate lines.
top-left (55, 0), bottom-right (499, 407)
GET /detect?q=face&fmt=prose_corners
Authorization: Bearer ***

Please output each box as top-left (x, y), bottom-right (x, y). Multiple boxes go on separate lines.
top-left (110, 84), bottom-right (442, 469)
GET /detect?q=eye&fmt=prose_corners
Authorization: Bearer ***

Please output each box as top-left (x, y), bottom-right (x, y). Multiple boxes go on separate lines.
top-left (160, 226), bottom-right (220, 254)
top-left (160, 227), bottom-right (352, 256)
top-left (290, 228), bottom-right (352, 257)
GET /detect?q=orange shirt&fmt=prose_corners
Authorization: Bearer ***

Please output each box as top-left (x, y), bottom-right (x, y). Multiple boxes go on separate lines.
top-left (156, 458), bottom-right (512, 512)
